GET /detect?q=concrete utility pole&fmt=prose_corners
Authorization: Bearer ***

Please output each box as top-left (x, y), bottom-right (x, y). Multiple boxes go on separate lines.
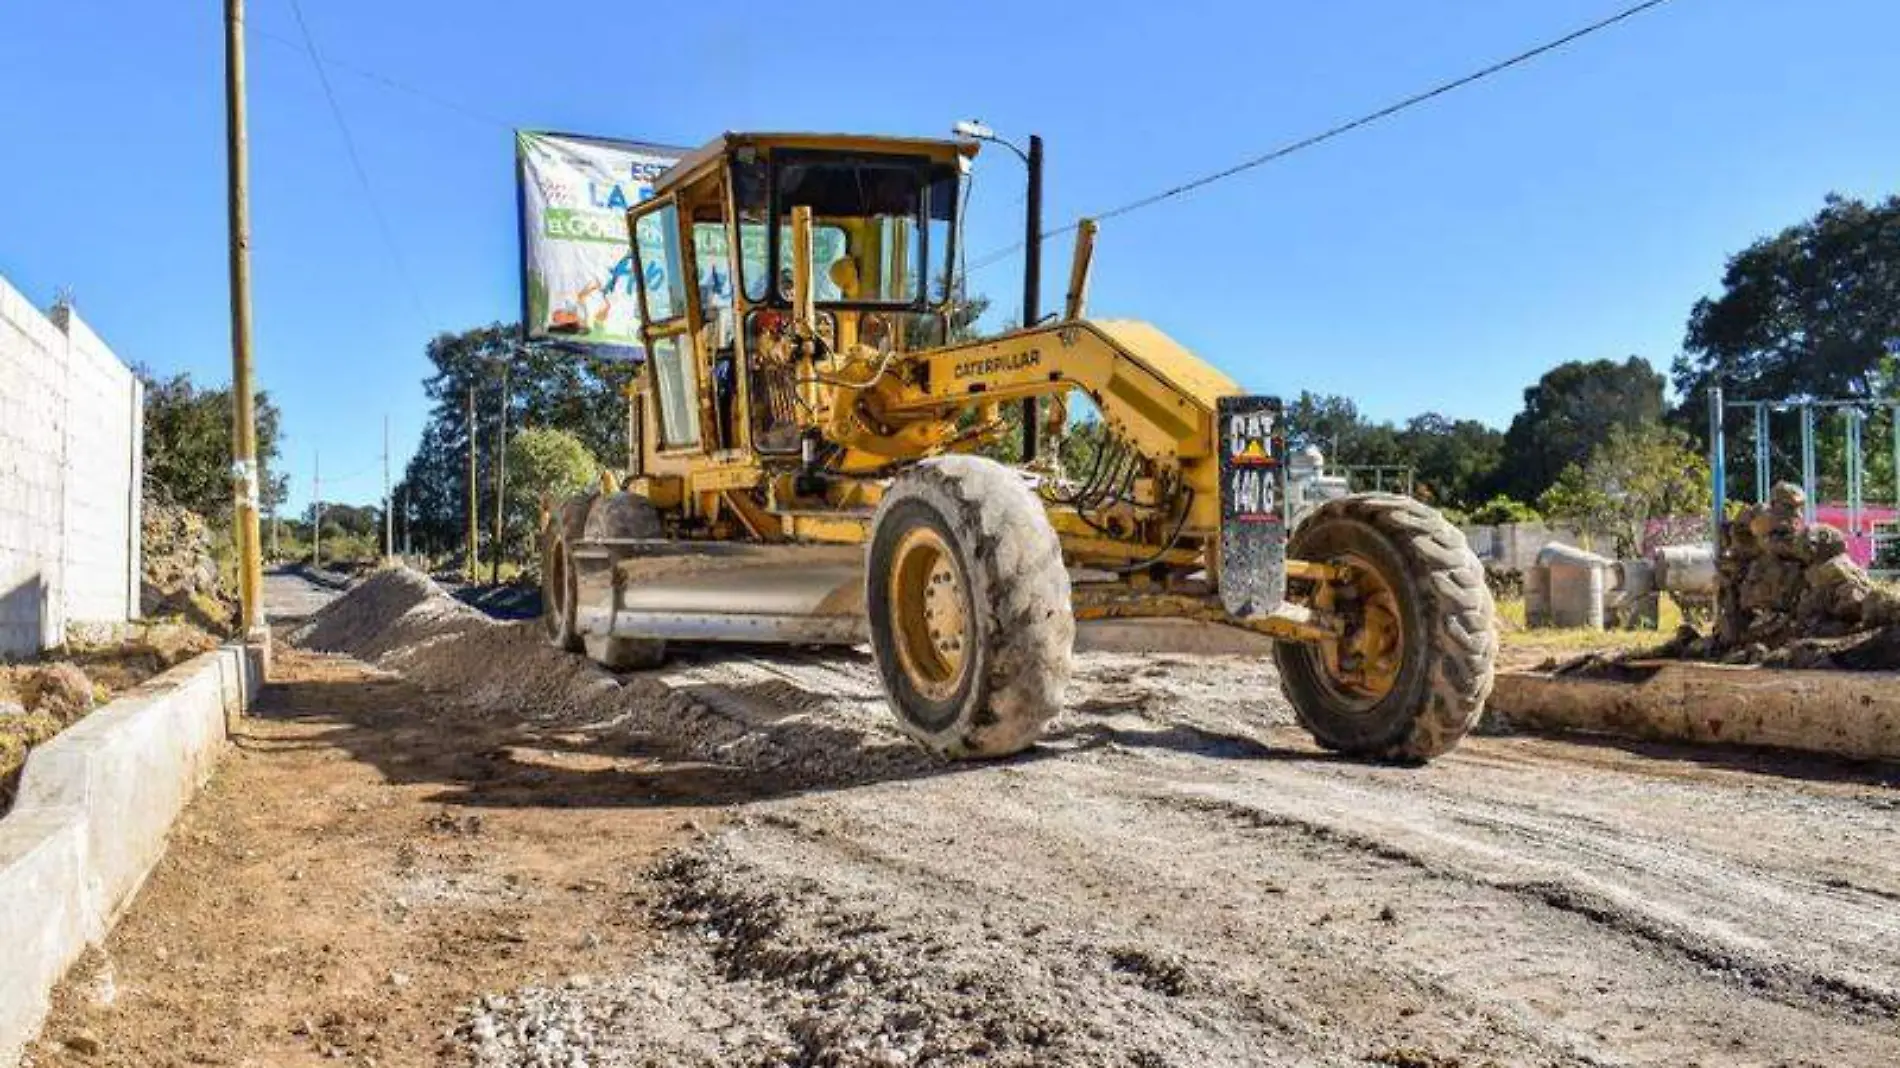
top-left (466, 384), bottom-right (479, 582)
top-left (224, 0), bottom-right (265, 630)
top-left (383, 414), bottom-right (393, 559)
top-left (312, 451), bottom-right (322, 568)
top-left (492, 363), bottom-right (510, 585)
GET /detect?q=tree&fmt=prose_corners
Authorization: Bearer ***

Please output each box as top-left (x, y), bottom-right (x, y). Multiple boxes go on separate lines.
top-left (397, 323), bottom-right (632, 558)
top-left (1537, 422), bottom-right (1710, 558)
top-left (141, 370), bottom-right (287, 521)
top-left (504, 427), bottom-right (600, 557)
top-left (1466, 496), bottom-right (1541, 526)
top-left (1675, 194), bottom-right (1900, 406)
top-left (1672, 194), bottom-right (1900, 504)
top-left (1398, 414), bottom-right (1503, 509)
top-left (1497, 357), bottom-right (1664, 503)
top-left (1280, 394), bottom-right (1503, 510)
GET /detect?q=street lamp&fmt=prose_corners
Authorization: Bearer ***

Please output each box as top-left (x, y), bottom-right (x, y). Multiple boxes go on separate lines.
top-left (953, 118), bottom-right (1045, 461)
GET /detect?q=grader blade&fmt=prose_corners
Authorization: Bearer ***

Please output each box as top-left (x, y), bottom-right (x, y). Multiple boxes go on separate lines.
top-left (572, 542), bottom-right (868, 647)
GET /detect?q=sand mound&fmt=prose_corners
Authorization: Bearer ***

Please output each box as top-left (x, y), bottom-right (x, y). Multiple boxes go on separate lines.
top-left (289, 566), bottom-right (934, 785)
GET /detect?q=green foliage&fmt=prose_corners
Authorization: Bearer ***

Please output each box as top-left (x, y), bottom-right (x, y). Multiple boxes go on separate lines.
top-left (1498, 357), bottom-right (1664, 503)
top-left (140, 370), bottom-right (287, 519)
top-left (1537, 422), bottom-right (1711, 558)
top-left (1672, 194), bottom-right (1900, 503)
top-left (394, 323), bottom-right (632, 559)
top-left (1675, 194), bottom-right (1900, 404)
top-left (1466, 496), bottom-right (1542, 526)
top-left (307, 501), bottom-right (382, 538)
top-left (1280, 392), bottom-right (1502, 509)
top-left (507, 426), bottom-right (599, 505)
top-left (505, 427), bottom-right (599, 555)
top-left (949, 294), bottom-right (991, 342)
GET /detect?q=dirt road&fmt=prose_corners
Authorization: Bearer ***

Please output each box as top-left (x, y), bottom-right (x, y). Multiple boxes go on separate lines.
top-left (29, 569), bottom-right (1900, 1066)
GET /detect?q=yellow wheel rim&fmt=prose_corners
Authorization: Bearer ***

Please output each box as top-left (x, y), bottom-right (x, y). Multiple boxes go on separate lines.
top-left (888, 526), bottom-right (970, 703)
top-left (1316, 552), bottom-right (1404, 706)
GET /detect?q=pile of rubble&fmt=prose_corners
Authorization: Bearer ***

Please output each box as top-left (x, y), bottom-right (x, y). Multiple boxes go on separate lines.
top-left (1662, 483), bottom-right (1900, 669)
top-left (0, 662), bottom-right (96, 809)
top-left (141, 498), bottom-right (236, 634)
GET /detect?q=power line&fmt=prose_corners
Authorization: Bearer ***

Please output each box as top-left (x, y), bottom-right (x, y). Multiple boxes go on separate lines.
top-left (961, 0), bottom-right (1679, 277)
top-left (250, 23), bottom-right (515, 130)
top-left (283, 0), bottom-right (432, 324)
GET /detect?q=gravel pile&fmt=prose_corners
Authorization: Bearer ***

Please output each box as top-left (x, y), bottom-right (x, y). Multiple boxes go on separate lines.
top-left (290, 566), bottom-right (935, 786)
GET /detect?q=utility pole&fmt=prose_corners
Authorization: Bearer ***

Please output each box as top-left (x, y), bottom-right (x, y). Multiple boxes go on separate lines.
top-left (466, 384), bottom-right (479, 582)
top-left (383, 414), bottom-right (393, 559)
top-left (312, 451), bottom-right (322, 569)
top-left (1020, 133), bottom-right (1044, 462)
top-left (224, 0), bottom-right (265, 631)
top-left (492, 362), bottom-right (510, 585)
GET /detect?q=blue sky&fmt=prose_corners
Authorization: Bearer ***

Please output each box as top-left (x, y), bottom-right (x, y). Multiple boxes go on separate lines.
top-left (3, 0), bottom-right (1897, 512)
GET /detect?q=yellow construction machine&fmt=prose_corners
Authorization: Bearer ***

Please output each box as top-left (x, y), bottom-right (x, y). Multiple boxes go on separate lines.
top-left (540, 131), bottom-right (1497, 761)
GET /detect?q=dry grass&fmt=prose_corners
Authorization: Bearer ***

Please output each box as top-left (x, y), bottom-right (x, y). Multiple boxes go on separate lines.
top-left (1495, 595), bottom-right (1682, 667)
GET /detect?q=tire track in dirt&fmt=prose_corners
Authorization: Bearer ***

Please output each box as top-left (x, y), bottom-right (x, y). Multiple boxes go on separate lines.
top-left (291, 569), bottom-right (1900, 1065)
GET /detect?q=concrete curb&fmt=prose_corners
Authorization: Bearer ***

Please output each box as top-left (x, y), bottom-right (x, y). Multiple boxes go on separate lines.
top-left (0, 642), bottom-right (263, 1065)
top-left (1491, 662), bottom-right (1900, 762)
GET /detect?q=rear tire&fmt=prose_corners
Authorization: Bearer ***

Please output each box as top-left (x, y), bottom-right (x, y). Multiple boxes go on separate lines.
top-left (1274, 493), bottom-right (1496, 761)
top-left (577, 492), bottom-right (668, 672)
top-left (867, 455), bottom-right (1073, 759)
top-left (541, 493), bottom-right (596, 652)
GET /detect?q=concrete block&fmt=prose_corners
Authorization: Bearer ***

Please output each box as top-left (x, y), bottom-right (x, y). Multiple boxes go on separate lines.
top-left (1490, 662), bottom-right (1900, 761)
top-left (0, 643), bottom-right (262, 1065)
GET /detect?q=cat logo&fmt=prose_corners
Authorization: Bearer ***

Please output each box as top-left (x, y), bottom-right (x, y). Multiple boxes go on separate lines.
top-left (953, 349), bottom-right (1042, 381)
top-left (1227, 410), bottom-right (1277, 466)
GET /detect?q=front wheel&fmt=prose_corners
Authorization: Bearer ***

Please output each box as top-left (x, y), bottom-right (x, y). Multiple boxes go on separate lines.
top-left (1274, 494), bottom-right (1497, 761)
top-left (867, 456), bottom-right (1073, 759)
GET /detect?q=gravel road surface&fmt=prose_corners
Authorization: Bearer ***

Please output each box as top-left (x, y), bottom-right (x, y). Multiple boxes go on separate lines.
top-left (28, 568), bottom-right (1900, 1067)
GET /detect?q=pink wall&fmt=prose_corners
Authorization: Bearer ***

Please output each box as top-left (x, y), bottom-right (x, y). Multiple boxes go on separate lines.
top-left (1811, 504), bottom-right (1897, 566)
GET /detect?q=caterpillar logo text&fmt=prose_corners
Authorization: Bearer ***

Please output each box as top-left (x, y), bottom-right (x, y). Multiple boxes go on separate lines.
top-left (954, 349), bottom-right (1042, 380)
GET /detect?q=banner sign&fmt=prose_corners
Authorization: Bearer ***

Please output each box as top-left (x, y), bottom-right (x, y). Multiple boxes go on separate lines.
top-left (1216, 395), bottom-right (1288, 618)
top-left (516, 131), bottom-right (685, 356)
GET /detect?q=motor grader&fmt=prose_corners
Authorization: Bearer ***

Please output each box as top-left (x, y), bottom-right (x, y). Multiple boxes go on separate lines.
top-left (540, 131), bottom-right (1497, 761)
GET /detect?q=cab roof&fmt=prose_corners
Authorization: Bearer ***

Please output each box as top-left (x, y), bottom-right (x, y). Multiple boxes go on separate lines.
top-left (653, 131), bottom-right (977, 196)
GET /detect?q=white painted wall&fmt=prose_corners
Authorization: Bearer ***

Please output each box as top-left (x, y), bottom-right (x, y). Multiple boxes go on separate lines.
top-left (0, 276), bottom-right (142, 654)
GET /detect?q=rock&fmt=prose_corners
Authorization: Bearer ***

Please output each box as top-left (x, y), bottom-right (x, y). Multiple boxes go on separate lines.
top-left (1804, 554), bottom-right (1863, 592)
top-left (1769, 481), bottom-right (1806, 517)
top-left (28, 663), bottom-right (95, 726)
top-left (1802, 524), bottom-right (1848, 563)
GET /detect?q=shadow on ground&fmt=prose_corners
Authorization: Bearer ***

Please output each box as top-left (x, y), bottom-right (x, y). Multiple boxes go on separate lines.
top-left (242, 644), bottom-right (1332, 814)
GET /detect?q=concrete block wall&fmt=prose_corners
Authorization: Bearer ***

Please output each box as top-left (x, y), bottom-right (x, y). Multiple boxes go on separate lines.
top-left (0, 275), bottom-right (142, 654)
top-left (1462, 521), bottom-right (1590, 573)
top-left (0, 643), bottom-right (263, 1064)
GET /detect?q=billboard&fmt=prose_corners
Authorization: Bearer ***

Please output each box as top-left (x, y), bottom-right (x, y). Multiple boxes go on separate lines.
top-left (516, 130), bottom-right (686, 356)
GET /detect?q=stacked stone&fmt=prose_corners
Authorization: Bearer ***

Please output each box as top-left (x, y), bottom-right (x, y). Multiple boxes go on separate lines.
top-left (139, 500), bottom-right (235, 633)
top-left (1713, 482), bottom-right (1898, 651)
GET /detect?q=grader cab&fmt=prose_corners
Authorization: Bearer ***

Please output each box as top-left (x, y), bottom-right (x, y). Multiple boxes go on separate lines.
top-left (540, 131), bottom-right (1497, 761)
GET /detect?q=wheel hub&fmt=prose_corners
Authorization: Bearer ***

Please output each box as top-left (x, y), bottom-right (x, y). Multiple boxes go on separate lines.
top-left (1314, 552), bottom-right (1403, 705)
top-left (889, 526), bottom-right (970, 702)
